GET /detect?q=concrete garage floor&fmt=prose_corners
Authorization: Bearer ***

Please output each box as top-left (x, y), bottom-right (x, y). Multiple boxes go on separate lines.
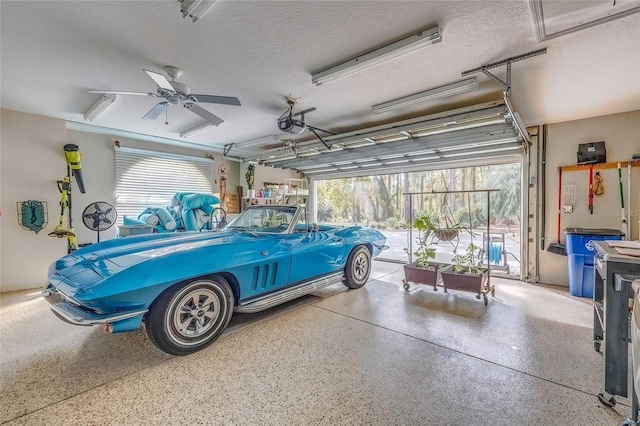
top-left (0, 261), bottom-right (631, 425)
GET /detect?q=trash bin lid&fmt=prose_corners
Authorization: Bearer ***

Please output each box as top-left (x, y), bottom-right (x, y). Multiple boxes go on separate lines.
top-left (564, 227), bottom-right (625, 236)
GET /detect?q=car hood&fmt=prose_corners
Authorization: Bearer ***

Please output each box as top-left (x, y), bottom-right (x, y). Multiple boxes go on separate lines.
top-left (48, 230), bottom-right (254, 292)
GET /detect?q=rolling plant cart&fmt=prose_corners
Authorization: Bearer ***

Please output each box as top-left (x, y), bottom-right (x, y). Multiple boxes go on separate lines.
top-left (403, 189), bottom-right (498, 305)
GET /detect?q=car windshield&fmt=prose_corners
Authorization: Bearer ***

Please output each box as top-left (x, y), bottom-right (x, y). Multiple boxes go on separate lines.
top-left (226, 206), bottom-right (299, 234)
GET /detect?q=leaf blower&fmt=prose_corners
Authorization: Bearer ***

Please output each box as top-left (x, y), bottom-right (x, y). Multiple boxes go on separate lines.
top-left (64, 143), bottom-right (86, 194)
top-left (48, 144), bottom-right (86, 252)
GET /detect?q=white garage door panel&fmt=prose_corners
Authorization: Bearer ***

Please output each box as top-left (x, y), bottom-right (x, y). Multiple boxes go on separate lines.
top-left (251, 100), bottom-right (528, 180)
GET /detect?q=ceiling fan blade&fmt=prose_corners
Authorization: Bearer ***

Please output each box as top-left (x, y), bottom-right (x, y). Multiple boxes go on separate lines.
top-left (144, 69), bottom-right (174, 92)
top-left (89, 90), bottom-right (157, 97)
top-left (190, 95), bottom-right (241, 106)
top-left (143, 102), bottom-right (169, 119)
top-left (184, 103), bottom-right (224, 126)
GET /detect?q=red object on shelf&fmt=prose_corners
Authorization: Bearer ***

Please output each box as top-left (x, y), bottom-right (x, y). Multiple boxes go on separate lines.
top-left (589, 164), bottom-right (594, 214)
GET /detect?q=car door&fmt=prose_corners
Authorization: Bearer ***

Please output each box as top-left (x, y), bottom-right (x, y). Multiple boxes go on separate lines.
top-left (286, 208), bottom-right (346, 284)
top-left (225, 207), bottom-right (294, 301)
top-left (232, 235), bottom-right (292, 299)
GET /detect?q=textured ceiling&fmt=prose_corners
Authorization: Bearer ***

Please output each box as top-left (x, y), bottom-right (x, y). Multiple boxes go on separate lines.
top-left (1, 1), bottom-right (639, 153)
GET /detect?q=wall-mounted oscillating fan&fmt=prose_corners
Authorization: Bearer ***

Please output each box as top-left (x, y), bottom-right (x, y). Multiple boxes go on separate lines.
top-left (82, 201), bottom-right (117, 242)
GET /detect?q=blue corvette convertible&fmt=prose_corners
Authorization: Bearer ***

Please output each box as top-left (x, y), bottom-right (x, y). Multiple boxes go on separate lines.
top-left (43, 205), bottom-right (387, 355)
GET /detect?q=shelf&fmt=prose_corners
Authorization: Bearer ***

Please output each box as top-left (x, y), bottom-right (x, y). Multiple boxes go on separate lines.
top-left (560, 160), bottom-right (640, 172)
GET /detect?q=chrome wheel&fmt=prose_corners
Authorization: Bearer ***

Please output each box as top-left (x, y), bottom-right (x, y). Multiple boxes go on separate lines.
top-left (171, 288), bottom-right (221, 340)
top-left (343, 246), bottom-right (371, 289)
top-left (353, 251), bottom-right (369, 282)
top-left (146, 276), bottom-right (234, 355)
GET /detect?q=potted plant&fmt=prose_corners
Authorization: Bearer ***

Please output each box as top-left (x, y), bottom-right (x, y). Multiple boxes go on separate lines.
top-left (429, 206), bottom-right (468, 252)
top-left (440, 242), bottom-right (492, 304)
top-left (245, 164), bottom-right (255, 198)
top-left (402, 214), bottom-right (451, 291)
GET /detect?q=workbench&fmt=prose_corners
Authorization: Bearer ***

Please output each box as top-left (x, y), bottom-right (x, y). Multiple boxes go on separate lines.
top-left (593, 241), bottom-right (640, 406)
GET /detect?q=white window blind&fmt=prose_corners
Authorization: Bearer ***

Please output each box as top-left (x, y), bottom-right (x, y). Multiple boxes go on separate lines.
top-left (115, 147), bottom-right (214, 223)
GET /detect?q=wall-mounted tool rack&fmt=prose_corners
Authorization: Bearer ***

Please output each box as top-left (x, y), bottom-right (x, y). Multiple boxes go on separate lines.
top-left (559, 160), bottom-right (640, 173)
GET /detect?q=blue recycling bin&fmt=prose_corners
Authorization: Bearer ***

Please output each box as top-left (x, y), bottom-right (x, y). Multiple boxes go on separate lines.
top-left (564, 228), bottom-right (625, 298)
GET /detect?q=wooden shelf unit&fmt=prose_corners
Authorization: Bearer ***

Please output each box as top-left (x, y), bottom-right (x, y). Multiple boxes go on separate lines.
top-left (559, 160), bottom-right (640, 173)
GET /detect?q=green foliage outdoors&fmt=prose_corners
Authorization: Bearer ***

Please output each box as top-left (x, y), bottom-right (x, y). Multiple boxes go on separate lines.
top-left (315, 163), bottom-right (521, 230)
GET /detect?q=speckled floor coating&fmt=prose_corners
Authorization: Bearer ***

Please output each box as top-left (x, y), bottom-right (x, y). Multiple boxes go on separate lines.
top-left (0, 261), bottom-right (631, 425)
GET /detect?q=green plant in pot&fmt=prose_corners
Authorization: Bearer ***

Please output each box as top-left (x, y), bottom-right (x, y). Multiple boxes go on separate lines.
top-left (423, 206), bottom-right (466, 252)
top-left (413, 214), bottom-right (437, 268)
top-left (440, 242), bottom-right (490, 303)
top-left (402, 213), bottom-right (450, 291)
top-left (451, 243), bottom-right (484, 274)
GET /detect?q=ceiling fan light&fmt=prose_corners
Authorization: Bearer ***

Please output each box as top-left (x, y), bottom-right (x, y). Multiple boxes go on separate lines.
top-left (372, 77), bottom-right (478, 114)
top-left (84, 94), bottom-right (116, 121)
top-left (179, 122), bottom-right (214, 138)
top-left (312, 25), bottom-right (442, 85)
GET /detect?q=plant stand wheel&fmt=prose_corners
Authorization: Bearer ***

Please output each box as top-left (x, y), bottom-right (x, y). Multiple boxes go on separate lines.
top-left (475, 294), bottom-right (481, 300)
top-left (594, 340), bottom-right (601, 352)
top-left (402, 279), bottom-right (410, 291)
top-left (491, 285), bottom-right (496, 297)
top-left (483, 293), bottom-right (488, 306)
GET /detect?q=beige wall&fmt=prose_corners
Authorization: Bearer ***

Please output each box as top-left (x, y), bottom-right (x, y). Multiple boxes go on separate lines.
top-left (538, 110), bottom-right (640, 286)
top-left (1, 109), bottom-right (241, 292)
top-left (1, 110), bottom-right (69, 292)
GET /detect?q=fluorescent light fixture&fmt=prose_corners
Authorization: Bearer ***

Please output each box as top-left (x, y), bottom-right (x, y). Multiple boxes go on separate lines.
top-left (372, 77), bottom-right (478, 114)
top-left (84, 94), bottom-right (116, 121)
top-left (311, 25), bottom-right (442, 85)
top-left (180, 122), bottom-right (214, 138)
top-left (179, 0), bottom-right (217, 23)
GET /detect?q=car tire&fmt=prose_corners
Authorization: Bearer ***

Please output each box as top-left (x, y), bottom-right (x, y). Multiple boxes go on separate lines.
top-left (145, 276), bottom-right (234, 356)
top-left (343, 246), bottom-right (371, 289)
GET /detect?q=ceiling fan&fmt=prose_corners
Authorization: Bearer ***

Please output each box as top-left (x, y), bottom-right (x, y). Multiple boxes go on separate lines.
top-left (89, 66), bottom-right (241, 126)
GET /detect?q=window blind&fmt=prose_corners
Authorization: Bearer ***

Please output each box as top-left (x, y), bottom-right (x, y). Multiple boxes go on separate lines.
top-left (114, 147), bottom-right (214, 223)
